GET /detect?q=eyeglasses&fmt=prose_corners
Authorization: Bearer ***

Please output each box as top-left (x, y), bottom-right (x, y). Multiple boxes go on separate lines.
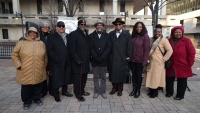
top-left (57, 25), bottom-right (65, 28)
top-left (80, 24), bottom-right (86, 26)
top-left (115, 24), bottom-right (122, 26)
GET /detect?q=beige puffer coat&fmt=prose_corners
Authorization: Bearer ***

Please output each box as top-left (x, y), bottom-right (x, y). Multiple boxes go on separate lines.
top-left (11, 37), bottom-right (47, 85)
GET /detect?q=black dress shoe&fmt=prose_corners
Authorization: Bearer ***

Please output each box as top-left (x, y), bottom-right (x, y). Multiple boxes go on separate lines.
top-left (129, 90), bottom-right (135, 96)
top-left (82, 92), bottom-right (90, 96)
top-left (54, 97), bottom-right (61, 102)
top-left (174, 97), bottom-right (184, 100)
top-left (77, 96), bottom-right (85, 102)
top-left (62, 92), bottom-right (73, 97)
top-left (165, 93), bottom-right (172, 98)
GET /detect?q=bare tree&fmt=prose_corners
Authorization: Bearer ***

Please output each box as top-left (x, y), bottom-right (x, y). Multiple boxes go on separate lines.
top-left (61, 0), bottom-right (81, 17)
top-left (42, 0), bottom-right (63, 28)
top-left (144, 0), bottom-right (180, 29)
top-left (101, 0), bottom-right (113, 32)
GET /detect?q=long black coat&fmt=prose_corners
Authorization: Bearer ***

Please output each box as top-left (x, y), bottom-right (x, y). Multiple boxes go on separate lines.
top-left (89, 31), bottom-right (111, 67)
top-left (46, 32), bottom-right (72, 89)
top-left (68, 28), bottom-right (90, 74)
top-left (109, 30), bottom-right (132, 83)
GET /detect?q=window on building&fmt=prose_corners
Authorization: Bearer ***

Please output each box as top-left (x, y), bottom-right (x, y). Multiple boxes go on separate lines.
top-left (8, 2), bottom-right (13, 14)
top-left (79, 0), bottom-right (84, 12)
top-left (2, 29), bottom-right (8, 39)
top-left (37, 0), bottom-right (42, 14)
top-left (1, 2), bottom-right (5, 14)
top-left (120, 0), bottom-right (125, 12)
top-left (100, 0), bottom-right (104, 12)
top-left (58, 0), bottom-right (63, 12)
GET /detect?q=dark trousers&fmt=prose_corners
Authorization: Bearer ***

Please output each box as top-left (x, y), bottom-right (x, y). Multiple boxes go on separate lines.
top-left (93, 66), bottom-right (107, 94)
top-left (129, 62), bottom-right (143, 90)
top-left (73, 73), bottom-right (88, 97)
top-left (52, 85), bottom-right (68, 98)
top-left (166, 76), bottom-right (187, 98)
top-left (41, 80), bottom-right (48, 95)
top-left (21, 82), bottom-right (43, 105)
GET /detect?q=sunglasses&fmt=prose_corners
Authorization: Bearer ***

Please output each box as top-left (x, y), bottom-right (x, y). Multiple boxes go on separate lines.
top-left (57, 25), bottom-right (65, 28)
top-left (80, 24), bottom-right (86, 26)
top-left (115, 24), bottom-right (122, 26)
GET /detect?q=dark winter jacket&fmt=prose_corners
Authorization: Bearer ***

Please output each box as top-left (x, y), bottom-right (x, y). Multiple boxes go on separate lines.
top-left (109, 30), bottom-right (132, 83)
top-left (130, 34), bottom-right (150, 66)
top-left (68, 28), bottom-right (90, 74)
top-left (89, 30), bottom-right (111, 67)
top-left (46, 31), bottom-right (72, 89)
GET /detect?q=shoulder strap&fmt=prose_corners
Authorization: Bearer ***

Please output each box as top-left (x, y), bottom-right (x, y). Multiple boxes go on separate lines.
top-left (158, 45), bottom-right (164, 56)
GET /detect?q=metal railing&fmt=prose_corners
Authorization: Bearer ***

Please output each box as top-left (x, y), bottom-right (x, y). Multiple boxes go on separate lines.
top-left (0, 42), bottom-right (16, 59)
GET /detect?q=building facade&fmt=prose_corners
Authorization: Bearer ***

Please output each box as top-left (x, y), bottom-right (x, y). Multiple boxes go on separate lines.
top-left (166, 0), bottom-right (200, 48)
top-left (0, 0), bottom-right (199, 43)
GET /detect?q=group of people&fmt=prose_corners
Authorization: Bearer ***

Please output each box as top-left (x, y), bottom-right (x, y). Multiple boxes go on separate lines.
top-left (11, 17), bottom-right (196, 110)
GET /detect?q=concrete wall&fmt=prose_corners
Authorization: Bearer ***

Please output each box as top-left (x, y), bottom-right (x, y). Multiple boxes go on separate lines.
top-left (0, 26), bottom-right (23, 41)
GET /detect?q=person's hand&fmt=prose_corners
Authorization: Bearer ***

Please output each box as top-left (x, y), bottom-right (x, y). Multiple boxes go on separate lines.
top-left (77, 62), bottom-right (84, 65)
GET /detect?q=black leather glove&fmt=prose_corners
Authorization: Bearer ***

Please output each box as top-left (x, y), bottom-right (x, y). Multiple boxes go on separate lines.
top-left (77, 62), bottom-right (84, 65)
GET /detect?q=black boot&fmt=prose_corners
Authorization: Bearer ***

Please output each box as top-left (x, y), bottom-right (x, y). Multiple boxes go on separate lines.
top-left (149, 88), bottom-right (158, 98)
top-left (134, 84), bottom-right (141, 98)
top-left (134, 89), bottom-right (140, 98)
top-left (129, 84), bottom-right (136, 96)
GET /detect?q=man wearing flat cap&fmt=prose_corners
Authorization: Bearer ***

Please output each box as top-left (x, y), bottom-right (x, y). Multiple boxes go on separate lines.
top-left (46, 21), bottom-right (73, 102)
top-left (108, 18), bottom-right (132, 96)
top-left (89, 19), bottom-right (111, 99)
top-left (68, 19), bottom-right (90, 102)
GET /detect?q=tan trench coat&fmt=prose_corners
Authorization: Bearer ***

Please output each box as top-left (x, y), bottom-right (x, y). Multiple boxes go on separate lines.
top-left (144, 38), bottom-right (173, 89)
top-left (11, 37), bottom-right (47, 85)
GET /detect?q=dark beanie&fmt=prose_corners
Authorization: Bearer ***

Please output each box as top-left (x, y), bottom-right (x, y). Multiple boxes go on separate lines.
top-left (78, 19), bottom-right (86, 25)
top-left (155, 24), bottom-right (162, 29)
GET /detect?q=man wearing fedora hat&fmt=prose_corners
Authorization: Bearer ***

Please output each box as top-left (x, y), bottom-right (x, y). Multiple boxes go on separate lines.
top-left (89, 19), bottom-right (111, 99)
top-left (68, 19), bottom-right (90, 102)
top-left (108, 18), bottom-right (132, 96)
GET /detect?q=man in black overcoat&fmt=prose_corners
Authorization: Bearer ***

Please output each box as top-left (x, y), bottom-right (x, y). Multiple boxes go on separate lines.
top-left (108, 18), bottom-right (132, 96)
top-left (46, 21), bottom-right (73, 102)
top-left (68, 19), bottom-right (90, 102)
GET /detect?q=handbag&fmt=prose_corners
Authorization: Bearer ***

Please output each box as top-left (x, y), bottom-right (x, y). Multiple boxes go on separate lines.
top-left (158, 46), bottom-right (171, 68)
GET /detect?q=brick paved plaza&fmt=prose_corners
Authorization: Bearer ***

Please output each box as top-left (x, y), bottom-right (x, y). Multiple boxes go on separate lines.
top-left (0, 59), bottom-right (200, 113)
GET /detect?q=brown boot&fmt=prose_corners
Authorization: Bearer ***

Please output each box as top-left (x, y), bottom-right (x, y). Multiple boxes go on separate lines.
top-left (117, 83), bottom-right (123, 96)
top-left (109, 83), bottom-right (118, 95)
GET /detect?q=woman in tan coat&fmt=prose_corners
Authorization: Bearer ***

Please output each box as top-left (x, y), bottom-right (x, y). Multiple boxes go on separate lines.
top-left (12, 27), bottom-right (47, 110)
top-left (144, 24), bottom-right (173, 98)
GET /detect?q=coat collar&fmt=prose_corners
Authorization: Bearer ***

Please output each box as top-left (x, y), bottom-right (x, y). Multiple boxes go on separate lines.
top-left (169, 37), bottom-right (188, 48)
top-left (91, 30), bottom-right (106, 39)
top-left (111, 29), bottom-right (127, 39)
top-left (54, 31), bottom-right (67, 45)
top-left (77, 27), bottom-right (88, 38)
top-left (25, 36), bottom-right (40, 41)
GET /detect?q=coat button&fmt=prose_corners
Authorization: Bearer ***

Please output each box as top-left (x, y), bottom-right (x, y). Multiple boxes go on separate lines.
top-left (99, 48), bottom-right (100, 50)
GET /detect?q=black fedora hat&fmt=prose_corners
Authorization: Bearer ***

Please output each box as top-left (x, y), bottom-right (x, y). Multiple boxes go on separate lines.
top-left (112, 18), bottom-right (125, 25)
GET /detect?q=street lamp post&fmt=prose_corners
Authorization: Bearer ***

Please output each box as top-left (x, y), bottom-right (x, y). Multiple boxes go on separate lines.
top-left (124, 11), bottom-right (128, 25)
top-left (16, 12), bottom-right (24, 37)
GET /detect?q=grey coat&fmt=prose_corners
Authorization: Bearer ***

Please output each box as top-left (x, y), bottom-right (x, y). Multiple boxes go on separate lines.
top-left (108, 30), bottom-right (132, 83)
